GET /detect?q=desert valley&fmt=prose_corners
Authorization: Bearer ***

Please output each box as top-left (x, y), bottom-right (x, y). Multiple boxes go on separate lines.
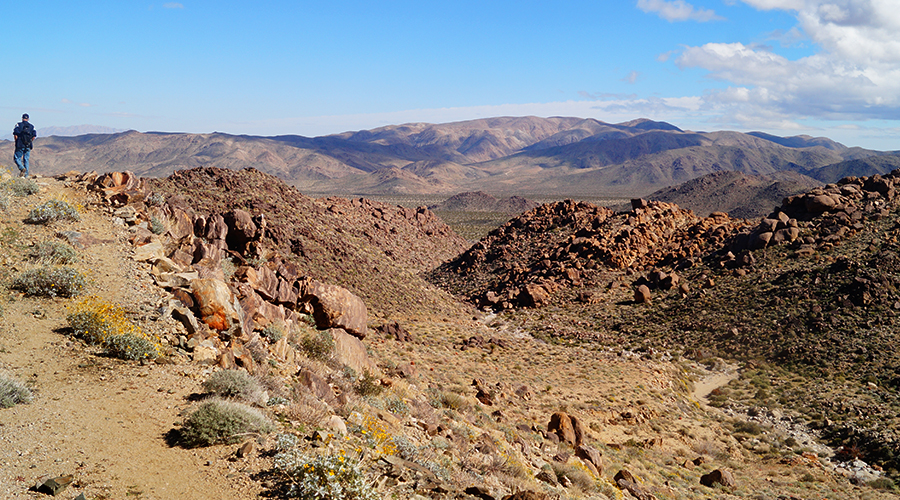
top-left (1, 116), bottom-right (899, 499)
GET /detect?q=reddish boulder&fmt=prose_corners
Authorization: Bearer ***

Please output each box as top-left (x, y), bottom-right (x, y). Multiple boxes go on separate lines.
top-left (548, 412), bottom-right (585, 447)
top-left (300, 279), bottom-right (368, 339)
top-left (700, 468), bottom-right (736, 488)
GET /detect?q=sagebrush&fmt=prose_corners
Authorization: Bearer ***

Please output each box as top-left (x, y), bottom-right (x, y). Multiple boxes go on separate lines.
top-left (179, 398), bottom-right (274, 447)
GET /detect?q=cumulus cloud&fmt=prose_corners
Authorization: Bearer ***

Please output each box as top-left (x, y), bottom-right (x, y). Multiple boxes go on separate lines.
top-left (674, 0), bottom-right (900, 127)
top-left (637, 0), bottom-right (724, 22)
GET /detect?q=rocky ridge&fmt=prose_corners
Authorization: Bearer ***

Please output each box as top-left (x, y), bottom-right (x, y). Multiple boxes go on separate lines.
top-left (430, 199), bottom-right (749, 310)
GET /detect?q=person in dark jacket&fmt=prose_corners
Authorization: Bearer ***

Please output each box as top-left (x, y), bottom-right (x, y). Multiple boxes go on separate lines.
top-left (13, 114), bottom-right (36, 177)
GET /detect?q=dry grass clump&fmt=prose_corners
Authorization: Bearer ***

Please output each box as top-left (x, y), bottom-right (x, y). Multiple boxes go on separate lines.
top-left (202, 369), bottom-right (268, 406)
top-left (0, 371), bottom-right (33, 408)
top-left (27, 240), bottom-right (78, 265)
top-left (179, 398), bottom-right (274, 448)
top-left (299, 329), bottom-right (335, 361)
top-left (66, 296), bottom-right (162, 360)
top-left (12, 266), bottom-right (87, 297)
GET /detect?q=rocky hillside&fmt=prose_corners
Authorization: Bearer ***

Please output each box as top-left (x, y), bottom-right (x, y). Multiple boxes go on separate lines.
top-left (430, 169), bottom-right (900, 480)
top-left (646, 170), bottom-right (821, 219)
top-left (428, 192), bottom-right (539, 214)
top-left (140, 167), bottom-right (468, 317)
top-left (429, 199), bottom-right (749, 310)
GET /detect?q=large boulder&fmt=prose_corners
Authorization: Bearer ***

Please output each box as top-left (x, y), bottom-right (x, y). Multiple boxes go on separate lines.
top-left (300, 279), bottom-right (368, 339)
top-left (223, 209), bottom-right (258, 252)
top-left (700, 468), bottom-right (736, 488)
top-left (191, 278), bottom-right (244, 335)
top-left (330, 328), bottom-right (378, 376)
top-left (548, 411), bottom-right (585, 447)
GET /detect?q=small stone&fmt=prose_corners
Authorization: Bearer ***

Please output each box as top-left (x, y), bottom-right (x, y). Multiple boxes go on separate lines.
top-left (37, 475), bottom-right (73, 496)
top-left (236, 440), bottom-right (255, 458)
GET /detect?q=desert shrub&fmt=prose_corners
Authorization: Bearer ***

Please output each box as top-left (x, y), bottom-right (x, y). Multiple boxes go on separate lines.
top-left (221, 257), bottom-right (237, 281)
top-left (355, 370), bottom-right (382, 397)
top-left (869, 477), bottom-right (896, 491)
top-left (274, 450), bottom-right (377, 500)
top-left (3, 177), bottom-right (39, 197)
top-left (104, 333), bottom-right (159, 361)
top-left (12, 266), bottom-right (86, 297)
top-left (150, 216), bottom-right (166, 235)
top-left (25, 199), bottom-right (80, 224)
top-left (440, 391), bottom-right (469, 411)
top-left (66, 296), bottom-right (161, 359)
top-left (202, 369), bottom-right (267, 405)
top-left (28, 241), bottom-right (78, 265)
top-left (282, 391), bottom-right (329, 429)
top-left (146, 192), bottom-right (166, 206)
top-left (300, 330), bottom-right (334, 361)
top-left (179, 398), bottom-right (274, 448)
top-left (384, 394), bottom-right (409, 415)
top-left (261, 324), bottom-right (285, 343)
top-left (733, 420), bottom-right (765, 435)
top-left (551, 461), bottom-right (596, 492)
top-left (0, 372), bottom-right (33, 408)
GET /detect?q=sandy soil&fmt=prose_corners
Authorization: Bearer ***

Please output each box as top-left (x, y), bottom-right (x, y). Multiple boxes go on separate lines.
top-left (0, 177), bottom-right (262, 499)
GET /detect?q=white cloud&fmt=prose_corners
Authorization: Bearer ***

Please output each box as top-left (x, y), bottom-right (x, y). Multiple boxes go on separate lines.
top-left (672, 1), bottom-right (900, 129)
top-left (163, 2), bottom-right (184, 8)
top-left (637, 0), bottom-right (724, 22)
top-left (622, 71), bottom-right (641, 84)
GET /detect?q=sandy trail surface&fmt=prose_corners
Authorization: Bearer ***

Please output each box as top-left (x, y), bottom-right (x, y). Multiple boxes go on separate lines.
top-left (0, 177), bottom-right (259, 499)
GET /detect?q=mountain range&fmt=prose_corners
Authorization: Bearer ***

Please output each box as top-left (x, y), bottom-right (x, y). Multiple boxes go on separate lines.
top-left (2, 116), bottom-right (897, 203)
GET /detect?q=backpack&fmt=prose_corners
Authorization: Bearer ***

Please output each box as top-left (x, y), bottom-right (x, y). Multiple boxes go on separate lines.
top-left (17, 122), bottom-right (33, 147)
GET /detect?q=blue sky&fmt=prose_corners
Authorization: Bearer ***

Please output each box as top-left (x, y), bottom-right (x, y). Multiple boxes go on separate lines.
top-left (5, 1), bottom-right (900, 149)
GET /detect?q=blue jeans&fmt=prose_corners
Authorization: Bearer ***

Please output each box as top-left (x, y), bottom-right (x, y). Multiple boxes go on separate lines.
top-left (13, 148), bottom-right (30, 176)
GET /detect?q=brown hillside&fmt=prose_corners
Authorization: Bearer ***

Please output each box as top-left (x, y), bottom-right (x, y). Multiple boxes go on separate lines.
top-left (145, 167), bottom-right (469, 316)
top-left (646, 170), bottom-right (821, 218)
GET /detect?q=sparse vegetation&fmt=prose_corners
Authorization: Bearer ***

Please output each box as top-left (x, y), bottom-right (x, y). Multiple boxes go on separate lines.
top-left (25, 198), bottom-right (80, 224)
top-left (2, 176), bottom-right (39, 197)
top-left (179, 398), bottom-right (274, 448)
top-left (273, 448), bottom-right (377, 500)
top-left (0, 372), bottom-right (33, 408)
top-left (66, 296), bottom-right (162, 360)
top-left (12, 266), bottom-right (87, 297)
top-left (202, 369), bottom-right (267, 405)
top-left (299, 330), bottom-right (334, 361)
top-left (27, 240), bottom-right (78, 265)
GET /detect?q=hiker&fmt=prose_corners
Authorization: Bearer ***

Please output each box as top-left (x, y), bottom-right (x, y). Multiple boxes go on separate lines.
top-left (13, 114), bottom-right (36, 178)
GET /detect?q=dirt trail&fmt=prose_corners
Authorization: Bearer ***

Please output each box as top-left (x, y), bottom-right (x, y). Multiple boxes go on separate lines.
top-left (0, 177), bottom-right (259, 499)
top-left (691, 365), bottom-right (740, 405)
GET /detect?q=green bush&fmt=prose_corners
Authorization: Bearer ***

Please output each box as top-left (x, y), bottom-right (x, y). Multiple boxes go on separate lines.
top-left (261, 324), bottom-right (285, 343)
top-left (28, 241), bottom-right (78, 265)
top-left (202, 369), bottom-right (267, 405)
top-left (12, 266), bottom-right (87, 297)
top-left (150, 216), bottom-right (166, 235)
top-left (179, 398), bottom-right (274, 448)
top-left (300, 330), bottom-right (334, 361)
top-left (104, 333), bottom-right (159, 361)
top-left (273, 450), bottom-right (377, 500)
top-left (25, 199), bottom-right (80, 224)
top-left (0, 372), bottom-right (33, 408)
top-left (355, 370), bottom-right (383, 397)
